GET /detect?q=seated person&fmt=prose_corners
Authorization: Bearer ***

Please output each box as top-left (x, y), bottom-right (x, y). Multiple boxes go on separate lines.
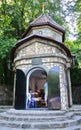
top-left (39, 89), bottom-right (45, 100)
top-left (39, 89), bottom-right (46, 107)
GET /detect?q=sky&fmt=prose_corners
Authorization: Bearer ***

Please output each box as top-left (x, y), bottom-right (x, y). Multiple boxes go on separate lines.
top-left (62, 0), bottom-right (77, 40)
top-left (48, 0), bottom-right (77, 40)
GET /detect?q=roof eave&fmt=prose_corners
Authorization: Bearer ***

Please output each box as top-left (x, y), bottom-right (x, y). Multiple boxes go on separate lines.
top-left (21, 23), bottom-right (65, 41)
top-left (11, 35), bottom-right (72, 62)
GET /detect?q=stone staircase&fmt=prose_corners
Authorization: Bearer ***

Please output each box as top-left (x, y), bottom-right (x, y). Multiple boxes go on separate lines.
top-left (0, 105), bottom-right (12, 113)
top-left (0, 105), bottom-right (81, 130)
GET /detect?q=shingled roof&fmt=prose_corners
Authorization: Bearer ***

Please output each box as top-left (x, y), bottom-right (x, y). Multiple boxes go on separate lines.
top-left (30, 14), bottom-right (65, 32)
top-left (11, 34), bottom-right (72, 61)
top-left (21, 14), bottom-right (65, 39)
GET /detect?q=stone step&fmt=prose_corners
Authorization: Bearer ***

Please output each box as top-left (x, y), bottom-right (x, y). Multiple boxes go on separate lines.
top-left (0, 111), bottom-right (74, 122)
top-left (0, 106), bottom-right (12, 113)
top-left (62, 125), bottom-right (81, 130)
top-left (0, 115), bottom-right (73, 122)
top-left (6, 109), bottom-right (67, 116)
top-left (9, 109), bottom-right (74, 115)
top-left (0, 106), bottom-right (81, 129)
top-left (0, 115), bottom-right (81, 129)
top-left (0, 126), bottom-right (81, 130)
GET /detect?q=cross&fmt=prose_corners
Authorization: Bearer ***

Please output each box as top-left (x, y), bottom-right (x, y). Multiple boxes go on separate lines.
top-left (42, 2), bottom-right (45, 13)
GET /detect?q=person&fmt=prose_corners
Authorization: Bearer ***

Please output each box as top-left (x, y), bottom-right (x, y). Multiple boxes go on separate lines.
top-left (39, 89), bottom-right (44, 100)
top-left (27, 89), bottom-right (36, 108)
top-left (44, 80), bottom-right (48, 107)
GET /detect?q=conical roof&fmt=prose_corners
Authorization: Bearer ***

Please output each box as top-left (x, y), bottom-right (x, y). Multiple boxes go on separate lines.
top-left (30, 14), bottom-right (65, 32)
top-left (21, 14), bottom-right (65, 39)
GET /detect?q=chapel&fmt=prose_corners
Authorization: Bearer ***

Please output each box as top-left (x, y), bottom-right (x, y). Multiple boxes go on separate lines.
top-left (11, 13), bottom-right (73, 110)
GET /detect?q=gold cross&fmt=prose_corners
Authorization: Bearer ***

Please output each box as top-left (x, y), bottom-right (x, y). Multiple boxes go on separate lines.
top-left (42, 2), bottom-right (45, 13)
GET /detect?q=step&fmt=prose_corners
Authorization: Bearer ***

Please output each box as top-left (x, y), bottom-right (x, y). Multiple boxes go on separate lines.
top-left (0, 106), bottom-right (12, 113)
top-left (0, 126), bottom-right (81, 130)
top-left (0, 111), bottom-right (74, 122)
top-left (0, 106), bottom-right (81, 129)
top-left (0, 115), bottom-right (73, 122)
top-left (0, 116), bottom-right (80, 129)
top-left (6, 109), bottom-right (67, 116)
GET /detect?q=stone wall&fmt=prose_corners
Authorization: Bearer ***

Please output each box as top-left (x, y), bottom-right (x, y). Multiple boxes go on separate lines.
top-left (13, 38), bottom-right (72, 110)
top-left (0, 84), bottom-right (13, 105)
top-left (14, 39), bottom-right (71, 71)
top-left (26, 26), bottom-right (63, 43)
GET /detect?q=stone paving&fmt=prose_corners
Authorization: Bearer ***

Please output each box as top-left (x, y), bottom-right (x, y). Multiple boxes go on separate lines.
top-left (0, 105), bottom-right (81, 130)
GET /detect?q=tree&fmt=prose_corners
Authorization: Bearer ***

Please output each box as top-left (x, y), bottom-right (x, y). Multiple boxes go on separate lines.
top-left (0, 0), bottom-right (80, 91)
top-left (75, 0), bottom-right (81, 43)
top-left (0, 37), bottom-right (16, 86)
top-left (65, 40), bottom-right (81, 67)
top-left (0, 0), bottom-right (68, 39)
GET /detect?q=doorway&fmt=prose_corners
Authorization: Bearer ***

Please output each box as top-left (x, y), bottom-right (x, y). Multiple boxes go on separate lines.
top-left (14, 66), bottom-right (61, 110)
top-left (26, 67), bottom-right (48, 109)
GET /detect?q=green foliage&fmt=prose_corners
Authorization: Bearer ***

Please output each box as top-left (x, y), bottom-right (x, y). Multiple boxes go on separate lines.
top-left (0, 2), bottom-right (26, 39)
top-left (71, 67), bottom-right (81, 104)
top-left (0, 0), bottom-right (67, 39)
top-left (0, 37), bottom-right (16, 85)
top-left (0, 37), bottom-right (16, 59)
top-left (65, 40), bottom-right (80, 50)
top-left (65, 38), bottom-right (81, 104)
top-left (0, 0), bottom-right (80, 98)
top-left (65, 40), bottom-right (81, 68)
top-left (70, 0), bottom-right (81, 103)
top-left (0, 0), bottom-right (68, 87)
top-left (71, 68), bottom-right (81, 86)
top-left (74, 0), bottom-right (81, 43)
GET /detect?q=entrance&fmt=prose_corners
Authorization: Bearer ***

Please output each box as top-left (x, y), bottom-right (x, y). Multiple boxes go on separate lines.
top-left (26, 68), bottom-right (48, 109)
top-left (14, 66), bottom-right (61, 110)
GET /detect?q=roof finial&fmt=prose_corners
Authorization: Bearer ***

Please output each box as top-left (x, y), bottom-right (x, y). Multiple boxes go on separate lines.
top-left (42, 2), bottom-right (45, 13)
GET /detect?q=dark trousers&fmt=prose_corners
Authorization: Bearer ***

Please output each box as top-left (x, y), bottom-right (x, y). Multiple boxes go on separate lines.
top-left (27, 100), bottom-right (36, 108)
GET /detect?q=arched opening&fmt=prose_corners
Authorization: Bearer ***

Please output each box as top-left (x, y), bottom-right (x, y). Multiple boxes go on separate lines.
top-left (26, 67), bottom-right (48, 109)
top-left (14, 66), bottom-right (61, 110)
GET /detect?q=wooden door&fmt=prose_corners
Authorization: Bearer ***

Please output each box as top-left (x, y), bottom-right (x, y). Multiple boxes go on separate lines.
top-left (14, 69), bottom-right (26, 109)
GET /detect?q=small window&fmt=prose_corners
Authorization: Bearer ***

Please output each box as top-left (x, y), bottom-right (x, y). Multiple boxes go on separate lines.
top-left (39, 31), bottom-right (42, 35)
